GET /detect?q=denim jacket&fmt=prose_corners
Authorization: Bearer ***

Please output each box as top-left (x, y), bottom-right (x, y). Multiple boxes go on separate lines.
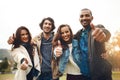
top-left (51, 39), bottom-right (81, 79)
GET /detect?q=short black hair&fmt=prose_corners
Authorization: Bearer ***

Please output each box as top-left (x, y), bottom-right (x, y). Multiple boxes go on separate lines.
top-left (81, 8), bottom-right (92, 16)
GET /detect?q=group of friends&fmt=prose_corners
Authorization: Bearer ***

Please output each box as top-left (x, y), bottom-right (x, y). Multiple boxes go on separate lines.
top-left (7, 8), bottom-right (112, 80)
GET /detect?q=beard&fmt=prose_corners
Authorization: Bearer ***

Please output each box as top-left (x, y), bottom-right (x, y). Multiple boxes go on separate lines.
top-left (44, 31), bottom-right (51, 34)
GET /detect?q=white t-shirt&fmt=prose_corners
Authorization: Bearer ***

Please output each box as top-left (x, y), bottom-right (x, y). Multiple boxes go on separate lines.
top-left (65, 43), bottom-right (81, 75)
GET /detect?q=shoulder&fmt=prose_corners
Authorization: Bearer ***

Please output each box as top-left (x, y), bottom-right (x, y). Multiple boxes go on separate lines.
top-left (12, 46), bottom-right (24, 51)
top-left (33, 33), bottom-right (42, 42)
top-left (73, 29), bottom-right (82, 40)
top-left (72, 39), bottom-right (79, 47)
top-left (11, 46), bottom-right (23, 55)
top-left (72, 39), bottom-right (78, 42)
top-left (34, 33), bottom-right (42, 39)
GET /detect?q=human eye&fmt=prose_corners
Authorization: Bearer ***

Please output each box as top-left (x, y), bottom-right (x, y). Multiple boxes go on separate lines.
top-left (44, 22), bottom-right (47, 25)
top-left (61, 32), bottom-right (64, 34)
top-left (85, 14), bottom-right (90, 17)
top-left (80, 15), bottom-right (83, 18)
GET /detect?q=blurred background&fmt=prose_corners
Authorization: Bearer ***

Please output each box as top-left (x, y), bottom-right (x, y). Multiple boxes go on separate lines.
top-left (0, 0), bottom-right (120, 80)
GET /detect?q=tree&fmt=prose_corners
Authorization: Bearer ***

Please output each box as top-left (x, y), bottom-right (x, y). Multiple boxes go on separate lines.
top-left (0, 57), bottom-right (9, 73)
top-left (106, 30), bottom-right (120, 71)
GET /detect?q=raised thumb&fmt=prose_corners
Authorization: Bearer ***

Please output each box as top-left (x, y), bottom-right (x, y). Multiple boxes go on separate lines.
top-left (90, 23), bottom-right (95, 30)
top-left (24, 58), bottom-right (28, 64)
top-left (13, 33), bottom-right (16, 39)
top-left (58, 40), bottom-right (62, 47)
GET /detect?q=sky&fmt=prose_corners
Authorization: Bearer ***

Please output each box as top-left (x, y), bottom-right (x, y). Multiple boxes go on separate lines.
top-left (0, 0), bottom-right (120, 49)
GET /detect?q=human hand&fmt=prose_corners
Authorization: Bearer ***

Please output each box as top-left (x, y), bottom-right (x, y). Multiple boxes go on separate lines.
top-left (91, 23), bottom-right (106, 42)
top-left (54, 40), bottom-right (62, 57)
top-left (31, 39), bottom-right (37, 46)
top-left (20, 58), bottom-right (28, 70)
top-left (7, 33), bottom-right (15, 44)
top-left (101, 52), bottom-right (108, 59)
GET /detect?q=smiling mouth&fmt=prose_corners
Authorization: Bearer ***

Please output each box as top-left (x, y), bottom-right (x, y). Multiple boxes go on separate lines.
top-left (64, 37), bottom-right (69, 40)
top-left (82, 20), bottom-right (87, 24)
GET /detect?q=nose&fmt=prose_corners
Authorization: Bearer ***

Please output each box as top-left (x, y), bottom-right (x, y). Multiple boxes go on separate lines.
top-left (23, 34), bottom-right (28, 38)
top-left (46, 23), bottom-right (49, 26)
top-left (63, 33), bottom-right (67, 36)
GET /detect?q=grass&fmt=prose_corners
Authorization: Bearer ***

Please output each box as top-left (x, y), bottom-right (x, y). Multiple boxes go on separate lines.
top-left (0, 73), bottom-right (14, 80)
top-left (112, 71), bottom-right (120, 80)
top-left (0, 71), bottom-right (120, 80)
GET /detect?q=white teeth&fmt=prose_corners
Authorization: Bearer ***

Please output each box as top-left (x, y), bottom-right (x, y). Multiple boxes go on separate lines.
top-left (83, 21), bottom-right (87, 23)
top-left (82, 21), bottom-right (87, 24)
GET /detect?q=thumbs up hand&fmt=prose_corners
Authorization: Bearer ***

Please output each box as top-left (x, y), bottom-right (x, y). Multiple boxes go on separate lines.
top-left (54, 40), bottom-right (63, 57)
top-left (20, 58), bottom-right (28, 70)
top-left (7, 33), bottom-right (15, 44)
top-left (91, 23), bottom-right (106, 42)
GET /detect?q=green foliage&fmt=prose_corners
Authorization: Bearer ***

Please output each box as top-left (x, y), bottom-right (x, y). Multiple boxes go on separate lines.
top-left (0, 57), bottom-right (11, 73)
top-left (1, 57), bottom-right (9, 69)
top-left (0, 49), bottom-right (13, 73)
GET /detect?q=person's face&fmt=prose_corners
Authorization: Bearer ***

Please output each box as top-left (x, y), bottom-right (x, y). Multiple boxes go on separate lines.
top-left (20, 29), bottom-right (29, 43)
top-left (79, 10), bottom-right (93, 28)
top-left (61, 26), bottom-right (71, 42)
top-left (43, 20), bottom-right (52, 34)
